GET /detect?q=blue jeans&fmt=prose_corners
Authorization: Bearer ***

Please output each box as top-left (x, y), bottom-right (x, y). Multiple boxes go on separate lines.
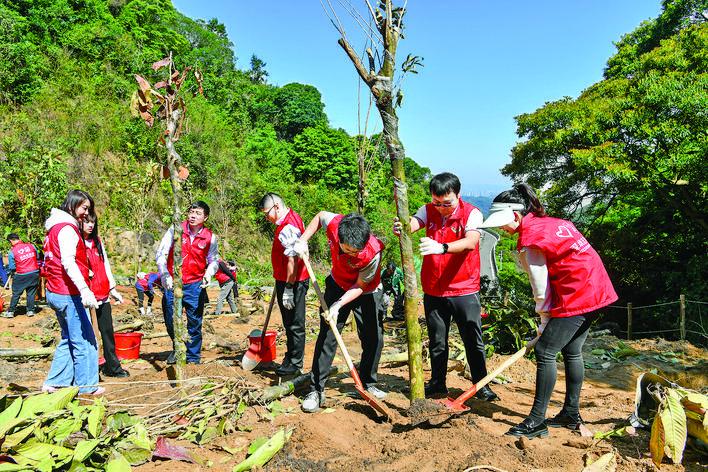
top-left (44, 291), bottom-right (99, 393)
top-left (162, 281), bottom-right (207, 363)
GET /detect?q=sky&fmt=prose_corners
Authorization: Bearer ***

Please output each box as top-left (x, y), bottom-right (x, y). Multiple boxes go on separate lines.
top-left (172, 0), bottom-right (662, 196)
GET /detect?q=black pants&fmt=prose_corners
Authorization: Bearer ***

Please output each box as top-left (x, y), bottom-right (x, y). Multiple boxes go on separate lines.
top-left (8, 271), bottom-right (39, 314)
top-left (528, 312), bottom-right (595, 422)
top-left (96, 302), bottom-right (122, 375)
top-left (135, 287), bottom-right (154, 308)
top-left (310, 276), bottom-right (384, 392)
top-left (275, 279), bottom-right (309, 369)
top-left (424, 292), bottom-right (488, 386)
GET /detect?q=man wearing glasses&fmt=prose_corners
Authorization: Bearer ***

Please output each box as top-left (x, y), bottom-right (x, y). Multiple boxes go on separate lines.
top-left (293, 212), bottom-right (386, 412)
top-left (395, 172), bottom-right (498, 402)
top-left (258, 193), bottom-right (310, 377)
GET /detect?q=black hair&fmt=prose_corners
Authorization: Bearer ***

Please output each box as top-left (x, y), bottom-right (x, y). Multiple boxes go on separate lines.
top-left (227, 260), bottom-right (236, 267)
top-left (338, 213), bottom-right (371, 250)
top-left (81, 212), bottom-right (104, 260)
top-left (188, 200), bottom-right (210, 217)
top-left (6, 233), bottom-right (19, 242)
top-left (492, 183), bottom-right (546, 217)
top-left (257, 192), bottom-right (283, 211)
top-left (59, 189), bottom-right (94, 218)
top-left (386, 261), bottom-right (396, 272)
top-left (429, 172), bottom-right (461, 196)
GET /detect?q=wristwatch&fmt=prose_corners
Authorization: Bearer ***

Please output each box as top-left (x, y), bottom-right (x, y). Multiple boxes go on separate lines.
top-left (441, 243), bottom-right (449, 254)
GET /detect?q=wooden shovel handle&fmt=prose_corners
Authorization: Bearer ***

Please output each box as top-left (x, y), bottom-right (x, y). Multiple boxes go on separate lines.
top-left (90, 307), bottom-right (102, 354)
top-left (260, 288), bottom-right (277, 344)
top-left (301, 255), bottom-right (359, 381)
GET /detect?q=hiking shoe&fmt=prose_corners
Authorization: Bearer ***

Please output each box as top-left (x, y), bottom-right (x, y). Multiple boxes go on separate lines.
top-left (26, 311), bottom-right (35, 317)
top-left (506, 418), bottom-right (549, 439)
top-left (1, 311), bottom-right (14, 319)
top-left (166, 351), bottom-right (176, 365)
top-left (102, 367), bottom-right (130, 378)
top-left (275, 362), bottom-right (301, 377)
top-left (474, 385), bottom-right (499, 402)
top-left (424, 382), bottom-right (448, 398)
top-left (302, 391), bottom-right (326, 413)
top-left (366, 386), bottom-right (387, 400)
top-left (547, 411), bottom-right (584, 430)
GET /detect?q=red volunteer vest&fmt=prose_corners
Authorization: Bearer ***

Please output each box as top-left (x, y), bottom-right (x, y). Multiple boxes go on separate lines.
top-left (327, 215), bottom-right (383, 293)
top-left (11, 242), bottom-right (39, 274)
top-left (421, 200), bottom-right (481, 297)
top-left (86, 238), bottom-right (110, 301)
top-left (271, 209), bottom-right (308, 282)
top-left (136, 272), bottom-right (160, 290)
top-left (215, 261), bottom-right (236, 284)
top-left (167, 221), bottom-right (213, 284)
top-left (518, 213), bottom-right (618, 318)
top-left (43, 222), bottom-right (90, 296)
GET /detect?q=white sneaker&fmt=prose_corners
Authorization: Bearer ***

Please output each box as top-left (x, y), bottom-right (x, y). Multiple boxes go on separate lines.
top-left (146, 307), bottom-right (153, 316)
top-left (1, 312), bottom-right (14, 319)
top-left (302, 391), bottom-right (325, 413)
top-left (366, 386), bottom-right (387, 400)
top-left (26, 311), bottom-right (35, 317)
top-left (139, 307), bottom-right (145, 316)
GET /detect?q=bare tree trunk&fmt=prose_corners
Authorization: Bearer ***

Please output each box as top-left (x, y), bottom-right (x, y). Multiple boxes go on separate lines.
top-left (166, 108), bottom-right (186, 381)
top-left (334, 0), bottom-right (424, 401)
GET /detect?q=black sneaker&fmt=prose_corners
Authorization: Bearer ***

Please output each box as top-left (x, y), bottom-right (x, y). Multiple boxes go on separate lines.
top-left (102, 368), bottom-right (130, 378)
top-left (474, 385), bottom-right (499, 402)
top-left (506, 418), bottom-right (549, 439)
top-left (275, 363), bottom-right (302, 377)
top-left (547, 411), bottom-right (584, 430)
top-left (424, 382), bottom-right (448, 398)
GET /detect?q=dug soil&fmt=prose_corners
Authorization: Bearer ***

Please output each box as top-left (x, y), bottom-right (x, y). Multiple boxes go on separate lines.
top-left (1, 285), bottom-right (706, 472)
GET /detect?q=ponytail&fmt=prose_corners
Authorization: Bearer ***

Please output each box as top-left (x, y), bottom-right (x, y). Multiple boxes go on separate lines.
top-left (491, 183), bottom-right (546, 217)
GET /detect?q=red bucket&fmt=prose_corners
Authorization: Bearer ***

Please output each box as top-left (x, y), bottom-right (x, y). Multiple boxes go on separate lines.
top-left (247, 330), bottom-right (277, 362)
top-left (114, 332), bottom-right (143, 360)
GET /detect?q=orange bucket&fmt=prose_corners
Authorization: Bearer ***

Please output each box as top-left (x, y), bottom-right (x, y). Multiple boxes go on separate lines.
top-left (247, 330), bottom-right (277, 362)
top-left (114, 332), bottom-right (143, 360)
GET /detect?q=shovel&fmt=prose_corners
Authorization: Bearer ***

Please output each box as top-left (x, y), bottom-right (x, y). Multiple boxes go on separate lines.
top-left (438, 335), bottom-right (540, 412)
top-left (302, 255), bottom-right (392, 421)
top-left (89, 307), bottom-right (105, 366)
top-left (241, 288), bottom-right (276, 371)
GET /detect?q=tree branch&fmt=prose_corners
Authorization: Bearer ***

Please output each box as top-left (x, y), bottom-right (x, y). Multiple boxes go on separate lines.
top-left (337, 38), bottom-right (373, 87)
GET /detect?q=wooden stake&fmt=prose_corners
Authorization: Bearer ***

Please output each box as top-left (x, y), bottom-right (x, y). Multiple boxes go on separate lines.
top-left (627, 302), bottom-right (633, 340)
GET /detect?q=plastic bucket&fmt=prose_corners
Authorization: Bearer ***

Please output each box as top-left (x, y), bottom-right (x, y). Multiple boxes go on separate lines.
top-left (114, 332), bottom-right (143, 360)
top-left (247, 330), bottom-right (277, 362)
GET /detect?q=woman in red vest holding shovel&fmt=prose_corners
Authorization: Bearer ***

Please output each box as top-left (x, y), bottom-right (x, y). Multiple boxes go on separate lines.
top-left (82, 212), bottom-right (129, 378)
top-left (42, 190), bottom-right (103, 395)
top-left (478, 183), bottom-right (617, 439)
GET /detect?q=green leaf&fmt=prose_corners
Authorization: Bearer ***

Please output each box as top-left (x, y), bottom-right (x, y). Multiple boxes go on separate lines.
top-left (73, 439), bottom-right (100, 462)
top-left (233, 428), bottom-right (292, 472)
top-left (661, 388), bottom-right (687, 464)
top-left (127, 423), bottom-right (152, 451)
top-left (116, 444), bottom-right (152, 466)
top-left (49, 417), bottom-right (82, 442)
top-left (17, 388), bottom-right (79, 419)
top-left (247, 437), bottom-right (268, 455)
top-left (198, 426), bottom-right (219, 445)
top-left (2, 423), bottom-right (37, 449)
top-left (105, 454), bottom-right (132, 472)
top-left (87, 401), bottom-right (106, 438)
top-left (106, 412), bottom-right (139, 432)
top-left (0, 397), bottom-right (22, 429)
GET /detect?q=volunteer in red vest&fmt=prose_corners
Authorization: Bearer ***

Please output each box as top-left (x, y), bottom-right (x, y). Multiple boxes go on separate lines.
top-left (82, 212), bottom-right (129, 378)
top-left (258, 193), bottom-right (310, 377)
top-left (294, 212), bottom-right (386, 412)
top-left (156, 201), bottom-right (219, 364)
top-left (478, 183), bottom-right (618, 439)
top-left (135, 271), bottom-right (161, 316)
top-left (42, 190), bottom-right (103, 395)
top-left (3, 233), bottom-right (40, 318)
top-left (395, 172), bottom-right (497, 402)
top-left (214, 259), bottom-right (238, 315)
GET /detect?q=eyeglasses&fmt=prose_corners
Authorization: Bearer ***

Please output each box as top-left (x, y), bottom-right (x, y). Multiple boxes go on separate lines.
top-left (431, 201), bottom-right (454, 208)
top-left (262, 204), bottom-right (275, 216)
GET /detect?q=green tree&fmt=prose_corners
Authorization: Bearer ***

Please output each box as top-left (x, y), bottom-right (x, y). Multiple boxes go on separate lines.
top-left (290, 124), bottom-right (357, 189)
top-left (272, 83), bottom-right (328, 140)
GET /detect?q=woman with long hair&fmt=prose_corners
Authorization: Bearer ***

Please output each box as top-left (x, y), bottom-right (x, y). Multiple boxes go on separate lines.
top-left (42, 190), bottom-right (104, 394)
top-left (478, 183), bottom-right (618, 439)
top-left (82, 212), bottom-right (129, 378)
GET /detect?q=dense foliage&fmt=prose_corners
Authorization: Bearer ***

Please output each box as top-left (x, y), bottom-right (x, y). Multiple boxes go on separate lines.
top-left (0, 0), bottom-right (431, 281)
top-left (504, 0), bottom-right (707, 325)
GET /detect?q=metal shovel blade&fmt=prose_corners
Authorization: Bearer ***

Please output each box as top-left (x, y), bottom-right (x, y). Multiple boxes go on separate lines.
top-left (354, 384), bottom-right (393, 420)
top-left (241, 347), bottom-right (260, 371)
top-left (436, 396), bottom-right (470, 413)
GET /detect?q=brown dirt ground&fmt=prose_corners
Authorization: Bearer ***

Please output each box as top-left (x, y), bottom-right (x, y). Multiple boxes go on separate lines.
top-left (1, 285), bottom-right (706, 472)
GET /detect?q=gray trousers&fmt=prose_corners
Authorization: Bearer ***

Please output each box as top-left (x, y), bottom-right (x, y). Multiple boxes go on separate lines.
top-left (215, 280), bottom-right (237, 314)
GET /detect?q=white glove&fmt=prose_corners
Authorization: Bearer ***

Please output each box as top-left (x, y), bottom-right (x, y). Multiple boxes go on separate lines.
top-left (293, 239), bottom-right (309, 258)
top-left (537, 313), bottom-right (550, 335)
top-left (419, 237), bottom-right (445, 256)
top-left (325, 302), bottom-right (340, 324)
top-left (110, 288), bottom-right (123, 304)
top-left (161, 274), bottom-right (173, 290)
top-left (392, 217), bottom-right (403, 236)
top-left (80, 287), bottom-right (99, 309)
top-left (200, 276), bottom-right (211, 289)
top-left (282, 286), bottom-right (295, 310)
